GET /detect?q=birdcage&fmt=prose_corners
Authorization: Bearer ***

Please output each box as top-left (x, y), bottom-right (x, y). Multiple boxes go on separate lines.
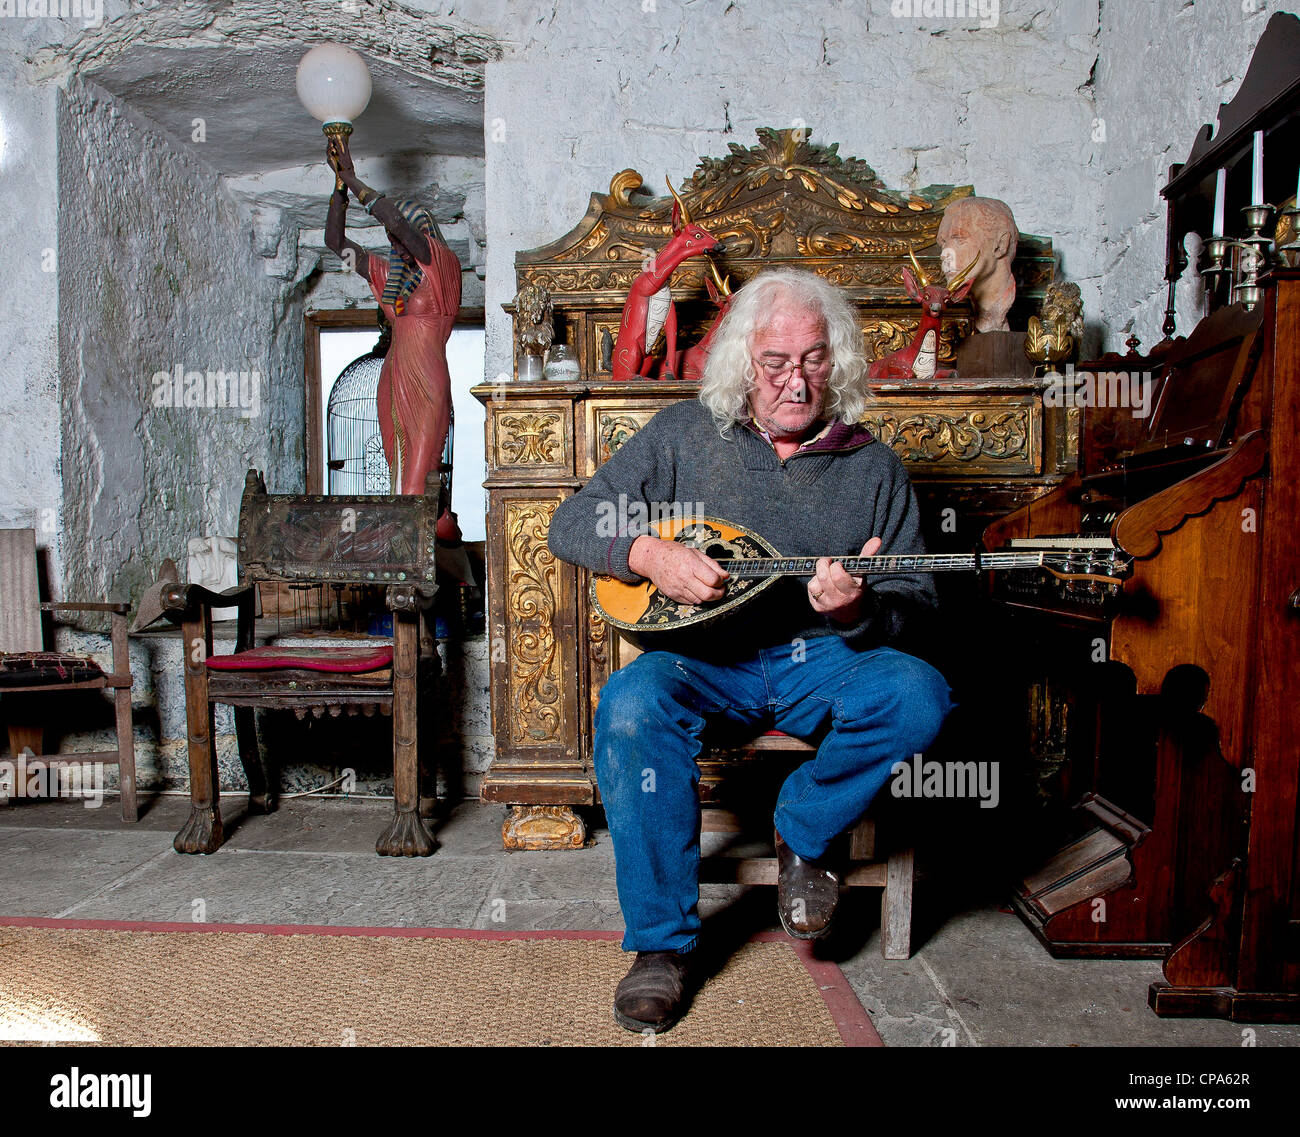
top-left (327, 319), bottom-right (391, 495)
top-left (326, 316), bottom-right (454, 502)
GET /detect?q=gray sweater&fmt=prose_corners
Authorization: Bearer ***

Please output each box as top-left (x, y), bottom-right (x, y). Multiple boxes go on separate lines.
top-left (547, 399), bottom-right (937, 656)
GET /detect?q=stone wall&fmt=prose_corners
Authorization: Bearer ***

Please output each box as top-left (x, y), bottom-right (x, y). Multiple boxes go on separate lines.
top-left (483, 0), bottom-right (1106, 375)
top-left (1096, 0), bottom-right (1278, 351)
top-left (0, 36), bottom-right (63, 583)
top-left (56, 75), bottom-right (305, 611)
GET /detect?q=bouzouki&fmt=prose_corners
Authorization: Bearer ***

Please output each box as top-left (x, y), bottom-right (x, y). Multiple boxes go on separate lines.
top-left (590, 515), bottom-right (1132, 636)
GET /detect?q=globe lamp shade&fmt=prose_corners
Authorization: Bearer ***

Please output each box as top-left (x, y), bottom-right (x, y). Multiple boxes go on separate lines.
top-left (296, 44), bottom-right (372, 126)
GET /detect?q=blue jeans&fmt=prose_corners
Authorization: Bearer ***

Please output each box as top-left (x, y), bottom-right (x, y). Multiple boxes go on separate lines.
top-left (593, 636), bottom-right (953, 952)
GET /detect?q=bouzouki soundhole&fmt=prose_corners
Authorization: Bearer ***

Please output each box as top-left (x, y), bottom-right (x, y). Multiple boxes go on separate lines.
top-left (638, 522), bottom-right (772, 628)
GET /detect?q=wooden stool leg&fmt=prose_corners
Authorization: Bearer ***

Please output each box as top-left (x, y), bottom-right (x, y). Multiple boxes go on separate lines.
top-left (376, 609), bottom-right (435, 856)
top-left (4, 721), bottom-right (42, 805)
top-left (174, 611), bottom-right (223, 854)
top-left (114, 685), bottom-right (137, 822)
top-left (881, 846), bottom-right (915, 960)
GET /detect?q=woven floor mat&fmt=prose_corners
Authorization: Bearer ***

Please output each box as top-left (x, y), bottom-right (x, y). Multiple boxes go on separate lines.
top-left (0, 922), bottom-right (877, 1047)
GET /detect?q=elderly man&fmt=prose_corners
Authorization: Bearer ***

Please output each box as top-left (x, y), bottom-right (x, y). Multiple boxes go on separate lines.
top-left (547, 267), bottom-right (952, 1034)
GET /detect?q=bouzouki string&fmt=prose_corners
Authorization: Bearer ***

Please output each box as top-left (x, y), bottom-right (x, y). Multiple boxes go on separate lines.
top-left (720, 552), bottom-right (1049, 578)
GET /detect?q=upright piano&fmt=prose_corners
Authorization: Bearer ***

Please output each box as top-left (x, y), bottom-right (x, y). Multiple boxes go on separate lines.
top-left (983, 12), bottom-right (1300, 1019)
top-left (983, 274), bottom-right (1299, 1020)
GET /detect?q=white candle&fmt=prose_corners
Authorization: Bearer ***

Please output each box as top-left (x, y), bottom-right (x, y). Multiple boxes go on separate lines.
top-left (1252, 130), bottom-right (1264, 205)
top-left (1294, 163), bottom-right (1299, 209)
top-left (1212, 168), bottom-right (1226, 237)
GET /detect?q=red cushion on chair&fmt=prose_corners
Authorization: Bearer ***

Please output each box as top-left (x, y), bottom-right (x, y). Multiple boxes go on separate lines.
top-left (205, 645), bottom-right (393, 673)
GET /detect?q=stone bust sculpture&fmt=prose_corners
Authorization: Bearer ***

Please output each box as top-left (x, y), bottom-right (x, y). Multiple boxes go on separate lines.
top-left (936, 196), bottom-right (1019, 332)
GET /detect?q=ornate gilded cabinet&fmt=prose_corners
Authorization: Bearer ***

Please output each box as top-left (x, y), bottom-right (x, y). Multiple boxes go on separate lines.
top-left (473, 129), bottom-right (1074, 849)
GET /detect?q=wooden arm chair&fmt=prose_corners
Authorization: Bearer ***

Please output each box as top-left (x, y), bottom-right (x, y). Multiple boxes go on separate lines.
top-left (0, 528), bottom-right (137, 820)
top-left (162, 470), bottom-right (440, 857)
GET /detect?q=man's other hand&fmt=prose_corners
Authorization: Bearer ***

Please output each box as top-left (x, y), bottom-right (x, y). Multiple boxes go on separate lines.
top-left (629, 536), bottom-right (729, 606)
top-left (809, 537), bottom-right (882, 625)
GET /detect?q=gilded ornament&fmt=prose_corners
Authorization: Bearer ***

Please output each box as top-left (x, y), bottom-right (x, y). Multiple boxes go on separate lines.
top-left (505, 501), bottom-right (563, 744)
top-left (498, 412), bottom-right (562, 465)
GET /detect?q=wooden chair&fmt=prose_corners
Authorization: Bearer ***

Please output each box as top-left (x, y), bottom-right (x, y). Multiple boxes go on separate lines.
top-left (160, 470), bottom-right (440, 857)
top-left (0, 528), bottom-right (137, 821)
top-left (698, 731), bottom-right (917, 959)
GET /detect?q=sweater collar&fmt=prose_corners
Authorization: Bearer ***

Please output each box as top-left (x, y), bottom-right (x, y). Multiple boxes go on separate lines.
top-left (741, 417), bottom-right (875, 457)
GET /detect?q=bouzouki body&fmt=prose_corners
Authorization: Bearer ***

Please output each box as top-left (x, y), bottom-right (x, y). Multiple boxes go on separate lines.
top-left (591, 516), bottom-right (783, 634)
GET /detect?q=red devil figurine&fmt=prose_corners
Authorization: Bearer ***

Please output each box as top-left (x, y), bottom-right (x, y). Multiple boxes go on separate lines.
top-left (681, 261), bottom-right (734, 384)
top-left (869, 247), bottom-right (978, 381)
top-left (612, 178), bottom-right (719, 382)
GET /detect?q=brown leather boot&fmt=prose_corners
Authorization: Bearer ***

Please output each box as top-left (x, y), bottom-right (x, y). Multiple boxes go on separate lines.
top-left (775, 828), bottom-right (840, 939)
top-left (613, 950), bottom-right (696, 1034)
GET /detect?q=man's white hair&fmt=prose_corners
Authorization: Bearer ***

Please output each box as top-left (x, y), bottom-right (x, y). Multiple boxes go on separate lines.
top-left (698, 267), bottom-right (870, 435)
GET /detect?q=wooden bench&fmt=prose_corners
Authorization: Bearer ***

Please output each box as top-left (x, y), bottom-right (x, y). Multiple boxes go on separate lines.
top-left (698, 731), bottom-right (917, 959)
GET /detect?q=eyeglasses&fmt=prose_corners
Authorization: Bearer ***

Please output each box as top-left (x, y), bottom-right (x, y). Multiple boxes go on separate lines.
top-left (751, 355), bottom-right (831, 385)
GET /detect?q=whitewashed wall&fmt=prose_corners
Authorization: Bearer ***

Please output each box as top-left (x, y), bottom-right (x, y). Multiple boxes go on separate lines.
top-left (483, 0), bottom-right (1106, 375)
top-left (57, 75), bottom-right (305, 609)
top-left (1096, 0), bottom-right (1280, 351)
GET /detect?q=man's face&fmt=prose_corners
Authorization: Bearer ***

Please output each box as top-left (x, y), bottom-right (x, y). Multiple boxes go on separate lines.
top-left (746, 304), bottom-right (830, 442)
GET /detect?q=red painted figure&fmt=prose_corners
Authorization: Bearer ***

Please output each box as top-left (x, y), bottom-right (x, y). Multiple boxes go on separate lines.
top-left (325, 134), bottom-right (462, 539)
top-left (612, 179), bottom-right (719, 382)
top-left (868, 249), bottom-right (977, 382)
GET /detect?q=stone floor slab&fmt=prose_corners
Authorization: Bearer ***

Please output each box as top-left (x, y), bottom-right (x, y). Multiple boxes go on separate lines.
top-left (0, 829), bottom-right (172, 917)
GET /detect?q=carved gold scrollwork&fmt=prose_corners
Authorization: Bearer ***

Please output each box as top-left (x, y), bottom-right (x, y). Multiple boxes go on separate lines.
top-left (502, 804), bottom-right (586, 850)
top-left (967, 410), bottom-right (1030, 459)
top-left (861, 319), bottom-right (968, 365)
top-left (862, 319), bottom-right (912, 360)
top-left (864, 410), bottom-right (1029, 463)
top-left (506, 501), bottom-right (562, 743)
top-left (598, 413), bottom-right (649, 464)
top-left (588, 593), bottom-right (607, 669)
top-left (498, 412), bottom-right (562, 465)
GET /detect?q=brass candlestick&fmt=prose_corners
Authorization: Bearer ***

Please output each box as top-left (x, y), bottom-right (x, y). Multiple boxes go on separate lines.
top-left (1233, 203), bottom-right (1275, 310)
top-left (1277, 206), bottom-right (1300, 269)
top-left (1201, 236), bottom-right (1232, 302)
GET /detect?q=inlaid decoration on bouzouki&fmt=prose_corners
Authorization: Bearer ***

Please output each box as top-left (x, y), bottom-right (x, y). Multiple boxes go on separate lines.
top-left (639, 523), bottom-right (769, 627)
top-left (591, 517), bottom-right (783, 634)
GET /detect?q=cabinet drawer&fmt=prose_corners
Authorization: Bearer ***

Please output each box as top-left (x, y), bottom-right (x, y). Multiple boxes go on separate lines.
top-left (862, 395), bottom-right (1042, 477)
top-left (487, 400), bottom-right (575, 479)
top-left (583, 399), bottom-right (683, 477)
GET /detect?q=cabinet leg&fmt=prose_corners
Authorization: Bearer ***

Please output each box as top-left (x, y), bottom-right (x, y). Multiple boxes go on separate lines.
top-left (502, 804), bottom-right (586, 850)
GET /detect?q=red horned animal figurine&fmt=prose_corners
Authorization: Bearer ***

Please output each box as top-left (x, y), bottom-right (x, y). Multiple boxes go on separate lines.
top-left (612, 178), bottom-right (719, 382)
top-left (868, 248), bottom-right (978, 381)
